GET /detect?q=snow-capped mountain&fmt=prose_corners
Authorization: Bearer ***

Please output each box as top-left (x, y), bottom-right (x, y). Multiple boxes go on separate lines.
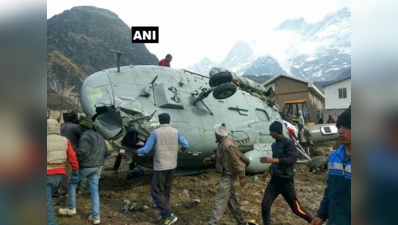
top-left (275, 8), bottom-right (350, 43)
top-left (188, 7), bottom-right (351, 82)
top-left (302, 7), bottom-right (351, 44)
top-left (187, 57), bottom-right (217, 76)
top-left (278, 7), bottom-right (351, 81)
top-left (238, 56), bottom-right (287, 76)
top-left (290, 48), bottom-right (351, 81)
top-left (274, 17), bottom-right (308, 33)
top-left (220, 41), bottom-right (254, 72)
top-left (187, 41), bottom-right (254, 76)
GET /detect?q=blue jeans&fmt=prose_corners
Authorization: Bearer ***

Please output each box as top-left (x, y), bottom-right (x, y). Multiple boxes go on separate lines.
top-left (68, 167), bottom-right (102, 219)
top-left (47, 175), bottom-right (64, 225)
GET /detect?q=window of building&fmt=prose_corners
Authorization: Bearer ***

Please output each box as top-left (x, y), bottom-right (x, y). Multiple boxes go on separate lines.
top-left (339, 88), bottom-right (347, 99)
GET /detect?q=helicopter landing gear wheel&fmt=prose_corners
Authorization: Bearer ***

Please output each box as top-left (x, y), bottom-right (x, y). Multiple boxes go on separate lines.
top-left (213, 83), bottom-right (237, 99)
top-left (209, 72), bottom-right (233, 87)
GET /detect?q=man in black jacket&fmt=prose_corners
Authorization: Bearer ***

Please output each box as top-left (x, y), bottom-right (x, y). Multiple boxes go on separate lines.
top-left (58, 112), bottom-right (82, 195)
top-left (260, 121), bottom-right (313, 225)
top-left (59, 117), bottom-right (108, 225)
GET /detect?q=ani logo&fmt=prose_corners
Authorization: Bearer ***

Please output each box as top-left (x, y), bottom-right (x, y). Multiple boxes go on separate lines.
top-left (131, 27), bottom-right (159, 43)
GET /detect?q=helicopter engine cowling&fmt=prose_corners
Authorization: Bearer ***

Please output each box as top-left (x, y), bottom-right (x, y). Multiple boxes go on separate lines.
top-left (244, 149), bottom-right (272, 174)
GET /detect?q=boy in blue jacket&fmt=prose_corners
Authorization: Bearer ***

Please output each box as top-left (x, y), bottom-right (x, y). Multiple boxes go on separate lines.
top-left (311, 108), bottom-right (351, 225)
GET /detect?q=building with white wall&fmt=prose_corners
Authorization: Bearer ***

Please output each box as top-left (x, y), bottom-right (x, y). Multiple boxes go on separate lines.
top-left (321, 74), bottom-right (351, 122)
top-left (324, 77), bottom-right (351, 109)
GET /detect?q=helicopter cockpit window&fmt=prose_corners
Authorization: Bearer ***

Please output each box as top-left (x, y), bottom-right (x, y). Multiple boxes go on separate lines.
top-left (256, 108), bottom-right (270, 121)
top-left (95, 107), bottom-right (123, 140)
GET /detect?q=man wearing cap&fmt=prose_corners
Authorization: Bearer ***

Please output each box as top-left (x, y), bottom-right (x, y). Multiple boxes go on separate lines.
top-left (260, 121), bottom-right (314, 225)
top-left (204, 123), bottom-right (251, 225)
top-left (137, 113), bottom-right (189, 225)
top-left (311, 108), bottom-right (351, 225)
top-left (59, 117), bottom-right (108, 225)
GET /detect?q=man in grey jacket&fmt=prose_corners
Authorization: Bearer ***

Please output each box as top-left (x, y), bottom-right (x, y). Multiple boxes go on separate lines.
top-left (137, 113), bottom-right (189, 225)
top-left (59, 117), bottom-right (108, 225)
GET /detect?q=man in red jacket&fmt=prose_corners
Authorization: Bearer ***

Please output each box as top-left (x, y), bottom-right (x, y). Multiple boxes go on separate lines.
top-left (47, 119), bottom-right (79, 225)
top-left (159, 54), bottom-right (172, 67)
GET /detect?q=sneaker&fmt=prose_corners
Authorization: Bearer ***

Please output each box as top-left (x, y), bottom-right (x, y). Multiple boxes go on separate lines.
top-left (58, 208), bottom-right (76, 216)
top-left (163, 214), bottom-right (177, 225)
top-left (88, 215), bottom-right (101, 224)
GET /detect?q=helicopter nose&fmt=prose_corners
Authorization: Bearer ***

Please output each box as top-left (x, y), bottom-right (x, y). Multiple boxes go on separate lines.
top-left (80, 70), bottom-right (125, 140)
top-left (80, 70), bottom-right (114, 118)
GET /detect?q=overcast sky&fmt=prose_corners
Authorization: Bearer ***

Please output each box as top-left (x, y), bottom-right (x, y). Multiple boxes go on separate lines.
top-left (47, 0), bottom-right (350, 69)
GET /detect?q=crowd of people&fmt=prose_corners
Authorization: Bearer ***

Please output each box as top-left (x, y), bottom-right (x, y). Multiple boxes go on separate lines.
top-left (48, 106), bottom-right (350, 225)
top-left (47, 113), bottom-right (108, 225)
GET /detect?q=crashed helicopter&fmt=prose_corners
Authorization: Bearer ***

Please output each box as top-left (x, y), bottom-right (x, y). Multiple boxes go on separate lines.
top-left (80, 52), bottom-right (338, 174)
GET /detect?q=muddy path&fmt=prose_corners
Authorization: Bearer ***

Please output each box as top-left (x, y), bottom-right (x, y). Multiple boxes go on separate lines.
top-left (54, 154), bottom-right (328, 225)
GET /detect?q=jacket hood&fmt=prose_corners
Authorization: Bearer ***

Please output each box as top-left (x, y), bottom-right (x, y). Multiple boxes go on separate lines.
top-left (47, 119), bottom-right (60, 135)
top-left (79, 117), bottom-right (93, 129)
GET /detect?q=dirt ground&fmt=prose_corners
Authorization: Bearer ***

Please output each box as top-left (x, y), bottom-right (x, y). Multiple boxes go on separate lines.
top-left (53, 141), bottom-right (338, 225)
top-left (53, 150), bottom-right (330, 225)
